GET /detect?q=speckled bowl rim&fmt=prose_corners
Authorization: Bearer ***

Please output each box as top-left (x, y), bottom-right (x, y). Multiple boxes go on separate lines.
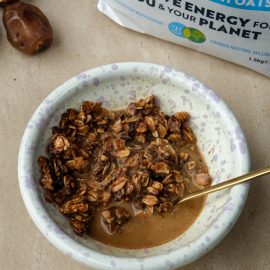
top-left (18, 62), bottom-right (250, 270)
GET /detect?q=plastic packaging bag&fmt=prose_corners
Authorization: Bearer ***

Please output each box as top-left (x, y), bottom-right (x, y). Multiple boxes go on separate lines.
top-left (98, 0), bottom-right (270, 77)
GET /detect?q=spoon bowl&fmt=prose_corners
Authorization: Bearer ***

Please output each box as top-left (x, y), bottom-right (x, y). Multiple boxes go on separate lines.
top-left (176, 167), bottom-right (270, 205)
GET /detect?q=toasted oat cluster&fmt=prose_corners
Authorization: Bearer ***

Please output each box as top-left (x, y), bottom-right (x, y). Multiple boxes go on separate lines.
top-left (38, 96), bottom-right (207, 236)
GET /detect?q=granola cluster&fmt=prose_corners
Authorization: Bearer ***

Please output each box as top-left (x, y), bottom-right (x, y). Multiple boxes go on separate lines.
top-left (38, 96), bottom-right (206, 236)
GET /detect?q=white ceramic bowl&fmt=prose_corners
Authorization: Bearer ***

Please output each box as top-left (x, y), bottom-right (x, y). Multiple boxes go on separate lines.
top-left (18, 62), bottom-right (250, 270)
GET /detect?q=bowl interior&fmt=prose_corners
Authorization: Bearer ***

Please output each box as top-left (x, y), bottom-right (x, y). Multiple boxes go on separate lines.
top-left (19, 63), bottom-right (249, 263)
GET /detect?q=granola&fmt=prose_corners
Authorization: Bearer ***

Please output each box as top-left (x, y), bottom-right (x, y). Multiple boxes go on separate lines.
top-left (38, 95), bottom-right (211, 236)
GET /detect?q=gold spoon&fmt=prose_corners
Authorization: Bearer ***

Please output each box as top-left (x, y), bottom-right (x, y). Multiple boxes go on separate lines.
top-left (175, 167), bottom-right (270, 205)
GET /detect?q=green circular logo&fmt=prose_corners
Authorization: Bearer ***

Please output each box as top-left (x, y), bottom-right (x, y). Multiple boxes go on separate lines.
top-left (182, 27), bottom-right (206, 43)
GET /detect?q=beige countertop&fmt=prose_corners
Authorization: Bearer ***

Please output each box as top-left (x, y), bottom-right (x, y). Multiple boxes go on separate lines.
top-left (1, 1), bottom-right (270, 269)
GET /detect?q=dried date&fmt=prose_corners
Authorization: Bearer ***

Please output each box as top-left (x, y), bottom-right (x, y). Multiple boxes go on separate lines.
top-left (3, 2), bottom-right (53, 54)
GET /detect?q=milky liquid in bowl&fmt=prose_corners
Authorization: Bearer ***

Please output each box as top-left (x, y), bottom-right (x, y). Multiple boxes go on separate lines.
top-left (18, 62), bottom-right (250, 270)
top-left (87, 143), bottom-right (209, 249)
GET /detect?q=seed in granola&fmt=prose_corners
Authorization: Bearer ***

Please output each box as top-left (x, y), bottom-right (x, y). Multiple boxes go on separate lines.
top-left (157, 112), bottom-right (168, 129)
top-left (38, 156), bottom-right (51, 174)
top-left (81, 101), bottom-right (95, 114)
top-left (136, 121), bottom-right (147, 133)
top-left (113, 148), bottom-right (130, 158)
top-left (63, 175), bottom-right (75, 192)
top-left (142, 195), bottom-right (159, 206)
top-left (136, 98), bottom-right (146, 109)
top-left (150, 162), bottom-right (170, 175)
top-left (125, 115), bottom-right (141, 123)
top-left (132, 196), bottom-right (146, 216)
top-left (97, 128), bottom-right (105, 133)
top-left (146, 187), bottom-right (157, 196)
top-left (103, 139), bottom-right (114, 152)
top-left (79, 149), bottom-right (90, 158)
top-left (166, 182), bottom-right (185, 196)
top-left (66, 126), bottom-right (76, 137)
top-left (152, 181), bottom-right (163, 190)
top-left (87, 190), bottom-right (100, 202)
top-left (70, 218), bottom-right (87, 236)
top-left (144, 96), bottom-right (156, 113)
top-left (146, 205), bottom-right (154, 214)
top-left (125, 182), bottom-right (135, 195)
top-left (162, 174), bottom-right (173, 185)
top-left (145, 116), bottom-right (156, 132)
top-left (144, 144), bottom-right (158, 161)
top-left (171, 170), bottom-right (185, 183)
top-left (156, 201), bottom-right (173, 213)
top-left (174, 112), bottom-right (190, 122)
top-left (101, 207), bottom-right (131, 234)
top-left (167, 133), bottom-right (181, 142)
top-left (111, 119), bottom-right (123, 133)
top-left (112, 139), bottom-right (125, 150)
top-left (102, 192), bottom-right (112, 203)
top-left (74, 119), bottom-right (85, 127)
top-left (158, 144), bottom-right (178, 163)
top-left (100, 172), bottom-right (114, 189)
top-left (52, 135), bottom-right (70, 154)
top-left (131, 172), bottom-right (143, 192)
top-left (73, 213), bottom-right (92, 223)
top-left (93, 158), bottom-right (111, 180)
top-left (66, 157), bottom-right (89, 171)
top-left (134, 134), bottom-right (146, 144)
top-left (97, 119), bottom-right (108, 126)
top-left (179, 152), bottom-right (189, 163)
top-left (113, 188), bottom-right (126, 201)
top-left (182, 127), bottom-right (196, 143)
top-left (87, 132), bottom-right (97, 143)
top-left (168, 116), bottom-right (180, 134)
top-left (157, 124), bottom-right (167, 138)
top-left (126, 153), bottom-right (140, 168)
top-left (59, 197), bottom-right (89, 214)
top-left (77, 111), bottom-right (86, 122)
top-left (152, 130), bottom-right (159, 138)
top-left (88, 190), bottom-right (111, 204)
top-left (67, 109), bottom-right (78, 121)
top-left (86, 114), bottom-right (92, 123)
top-left (140, 171), bottom-right (150, 187)
top-left (195, 173), bottom-right (211, 188)
top-left (40, 173), bottom-right (54, 191)
top-left (111, 177), bottom-right (128, 193)
top-left (185, 161), bottom-right (196, 172)
top-left (77, 125), bottom-right (90, 135)
top-left (126, 102), bottom-right (136, 116)
top-left (100, 154), bottom-right (108, 161)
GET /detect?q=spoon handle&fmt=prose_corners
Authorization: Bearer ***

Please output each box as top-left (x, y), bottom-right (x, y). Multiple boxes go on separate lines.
top-left (177, 167), bottom-right (270, 205)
